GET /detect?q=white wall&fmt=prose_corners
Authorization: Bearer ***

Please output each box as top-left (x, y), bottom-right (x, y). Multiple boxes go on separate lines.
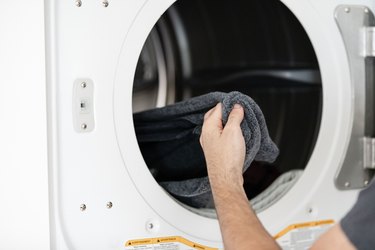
top-left (0, 0), bottom-right (50, 249)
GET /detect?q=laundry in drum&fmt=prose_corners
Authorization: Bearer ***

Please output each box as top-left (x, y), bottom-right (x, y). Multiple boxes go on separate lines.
top-left (133, 91), bottom-right (279, 208)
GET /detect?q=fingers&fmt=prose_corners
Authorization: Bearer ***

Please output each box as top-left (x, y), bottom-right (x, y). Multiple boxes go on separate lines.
top-left (225, 104), bottom-right (244, 128)
top-left (203, 106), bottom-right (215, 121)
top-left (201, 103), bottom-right (244, 145)
top-left (203, 103), bottom-right (223, 130)
top-left (204, 103), bottom-right (222, 120)
top-left (201, 103), bottom-right (223, 144)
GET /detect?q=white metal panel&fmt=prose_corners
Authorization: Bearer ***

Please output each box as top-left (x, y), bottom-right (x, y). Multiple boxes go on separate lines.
top-left (45, 0), bottom-right (194, 249)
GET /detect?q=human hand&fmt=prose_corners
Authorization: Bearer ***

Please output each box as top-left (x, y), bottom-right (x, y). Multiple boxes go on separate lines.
top-left (200, 103), bottom-right (246, 190)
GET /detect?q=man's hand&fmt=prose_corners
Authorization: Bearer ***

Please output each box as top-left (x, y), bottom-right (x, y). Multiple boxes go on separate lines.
top-left (200, 103), bottom-right (246, 190)
top-left (200, 103), bottom-right (280, 250)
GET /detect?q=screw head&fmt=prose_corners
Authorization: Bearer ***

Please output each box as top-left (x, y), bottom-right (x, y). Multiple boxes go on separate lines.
top-left (364, 180), bottom-right (369, 186)
top-left (81, 123), bottom-right (88, 130)
top-left (102, 1), bottom-right (109, 7)
top-left (344, 7), bottom-right (350, 13)
top-left (75, 0), bottom-right (82, 7)
top-left (364, 8), bottom-right (369, 14)
top-left (81, 82), bottom-right (87, 88)
top-left (344, 182), bottom-right (350, 188)
top-left (145, 219), bottom-right (159, 232)
top-left (80, 204), bottom-right (86, 211)
top-left (106, 202), bottom-right (113, 209)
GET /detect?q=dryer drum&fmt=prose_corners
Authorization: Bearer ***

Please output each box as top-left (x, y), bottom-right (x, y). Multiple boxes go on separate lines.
top-left (132, 0), bottom-right (322, 211)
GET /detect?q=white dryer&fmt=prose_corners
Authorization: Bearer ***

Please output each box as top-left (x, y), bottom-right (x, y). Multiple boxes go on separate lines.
top-left (44, 0), bottom-right (375, 249)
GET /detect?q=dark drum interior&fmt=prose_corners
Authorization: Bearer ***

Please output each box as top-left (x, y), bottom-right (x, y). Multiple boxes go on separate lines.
top-left (132, 0), bottom-right (322, 204)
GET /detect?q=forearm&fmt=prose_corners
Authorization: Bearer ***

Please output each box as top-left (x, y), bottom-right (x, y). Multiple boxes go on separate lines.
top-left (210, 178), bottom-right (280, 250)
top-left (201, 103), bottom-right (280, 249)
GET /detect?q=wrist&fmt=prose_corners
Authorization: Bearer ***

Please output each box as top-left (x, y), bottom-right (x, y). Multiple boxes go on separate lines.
top-left (208, 173), bottom-right (244, 196)
top-left (210, 178), bottom-right (249, 210)
top-left (207, 163), bottom-right (243, 186)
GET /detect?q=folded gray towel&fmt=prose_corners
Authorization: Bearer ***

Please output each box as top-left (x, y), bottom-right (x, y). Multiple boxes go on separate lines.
top-left (134, 91), bottom-right (279, 208)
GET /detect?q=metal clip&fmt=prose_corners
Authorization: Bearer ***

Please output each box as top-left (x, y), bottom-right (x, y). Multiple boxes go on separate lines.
top-left (363, 137), bottom-right (375, 169)
top-left (363, 27), bottom-right (375, 57)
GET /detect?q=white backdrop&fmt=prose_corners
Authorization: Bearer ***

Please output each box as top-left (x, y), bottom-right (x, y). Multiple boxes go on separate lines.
top-left (0, 0), bottom-right (50, 249)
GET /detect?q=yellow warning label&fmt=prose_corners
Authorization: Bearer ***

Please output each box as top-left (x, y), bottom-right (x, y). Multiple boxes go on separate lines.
top-left (274, 219), bottom-right (335, 249)
top-left (125, 236), bottom-right (218, 250)
top-left (274, 219), bottom-right (335, 239)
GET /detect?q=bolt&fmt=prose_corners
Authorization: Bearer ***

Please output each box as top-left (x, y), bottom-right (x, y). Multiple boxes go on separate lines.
top-left (106, 202), bottom-right (113, 209)
top-left (81, 123), bottom-right (88, 130)
top-left (102, 1), bottom-right (109, 7)
top-left (80, 204), bottom-right (86, 211)
top-left (81, 82), bottom-right (87, 88)
top-left (75, 0), bottom-right (82, 7)
top-left (344, 7), bottom-right (350, 13)
top-left (364, 8), bottom-right (369, 14)
top-left (344, 182), bottom-right (350, 188)
top-left (145, 220), bottom-right (159, 232)
top-left (364, 180), bottom-right (369, 186)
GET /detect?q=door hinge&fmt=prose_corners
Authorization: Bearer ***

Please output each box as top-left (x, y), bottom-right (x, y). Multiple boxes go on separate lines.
top-left (363, 27), bottom-right (375, 57)
top-left (364, 137), bottom-right (375, 169)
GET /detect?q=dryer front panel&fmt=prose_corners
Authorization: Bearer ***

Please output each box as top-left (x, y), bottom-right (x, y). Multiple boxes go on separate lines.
top-left (46, 0), bottom-right (375, 249)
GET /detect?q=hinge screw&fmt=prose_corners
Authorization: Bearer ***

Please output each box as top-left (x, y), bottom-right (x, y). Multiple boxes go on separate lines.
top-left (80, 204), bottom-right (86, 211)
top-left (106, 201), bottom-right (113, 209)
top-left (75, 0), bottom-right (82, 7)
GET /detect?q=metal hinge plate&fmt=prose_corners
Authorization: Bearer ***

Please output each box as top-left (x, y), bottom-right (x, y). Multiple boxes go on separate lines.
top-left (364, 137), bottom-right (375, 169)
top-left (364, 27), bottom-right (375, 57)
top-left (335, 5), bottom-right (375, 189)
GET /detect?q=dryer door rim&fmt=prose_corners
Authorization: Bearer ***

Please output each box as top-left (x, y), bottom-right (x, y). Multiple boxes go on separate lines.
top-left (113, 0), bottom-right (356, 239)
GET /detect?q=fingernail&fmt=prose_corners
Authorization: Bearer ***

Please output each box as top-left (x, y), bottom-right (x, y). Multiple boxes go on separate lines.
top-left (234, 104), bottom-right (242, 109)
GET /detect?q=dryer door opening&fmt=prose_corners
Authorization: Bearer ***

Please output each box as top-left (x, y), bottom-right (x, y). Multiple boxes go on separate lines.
top-left (132, 0), bottom-right (322, 214)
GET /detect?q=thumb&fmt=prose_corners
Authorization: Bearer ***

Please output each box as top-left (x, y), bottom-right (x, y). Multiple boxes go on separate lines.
top-left (225, 104), bottom-right (244, 128)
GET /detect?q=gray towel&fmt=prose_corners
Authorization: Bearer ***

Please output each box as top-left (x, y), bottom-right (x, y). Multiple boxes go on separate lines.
top-left (134, 91), bottom-right (279, 208)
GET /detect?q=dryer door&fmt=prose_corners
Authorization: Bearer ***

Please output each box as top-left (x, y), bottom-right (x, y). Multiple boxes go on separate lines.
top-left (114, 0), bottom-right (368, 243)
